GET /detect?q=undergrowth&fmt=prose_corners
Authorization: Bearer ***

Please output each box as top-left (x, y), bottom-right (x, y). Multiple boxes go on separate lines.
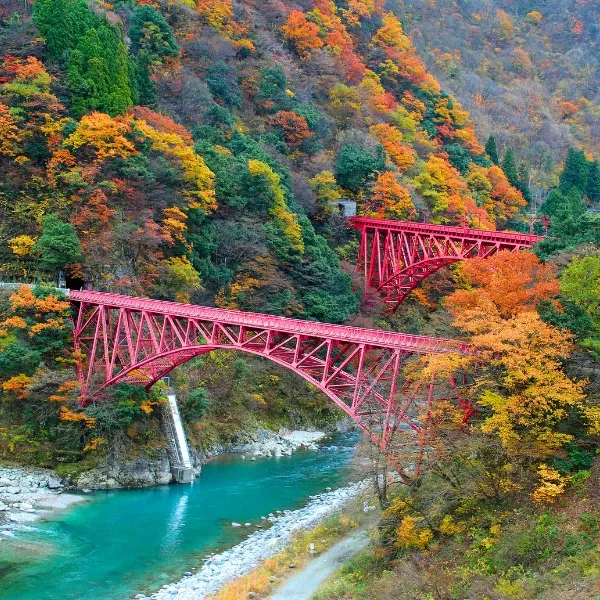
top-left (314, 469), bottom-right (600, 600)
top-left (208, 500), bottom-right (371, 600)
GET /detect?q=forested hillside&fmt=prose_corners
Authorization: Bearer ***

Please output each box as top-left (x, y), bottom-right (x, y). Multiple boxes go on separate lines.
top-left (398, 0), bottom-right (600, 204)
top-left (1, 2), bottom-right (600, 597)
top-left (0, 0), bottom-right (534, 457)
top-left (0, 0), bottom-right (530, 307)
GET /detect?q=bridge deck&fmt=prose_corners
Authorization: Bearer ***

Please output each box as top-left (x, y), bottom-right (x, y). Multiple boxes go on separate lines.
top-left (69, 290), bottom-right (470, 355)
top-left (349, 217), bottom-right (543, 246)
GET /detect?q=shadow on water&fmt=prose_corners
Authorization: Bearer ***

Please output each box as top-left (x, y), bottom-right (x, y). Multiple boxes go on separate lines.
top-left (0, 433), bottom-right (359, 600)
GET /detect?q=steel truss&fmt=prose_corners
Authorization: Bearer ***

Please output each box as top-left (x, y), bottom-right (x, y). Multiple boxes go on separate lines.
top-left (70, 291), bottom-right (472, 457)
top-left (349, 217), bottom-right (543, 312)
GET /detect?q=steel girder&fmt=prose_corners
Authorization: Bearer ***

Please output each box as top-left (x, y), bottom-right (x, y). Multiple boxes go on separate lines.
top-left (70, 291), bottom-right (472, 455)
top-left (349, 217), bottom-right (543, 312)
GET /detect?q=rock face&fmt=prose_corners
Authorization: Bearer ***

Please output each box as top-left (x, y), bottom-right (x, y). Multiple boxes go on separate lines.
top-left (69, 451), bottom-right (174, 490)
top-left (1, 427), bottom-right (336, 493)
top-left (67, 428), bottom-right (330, 489)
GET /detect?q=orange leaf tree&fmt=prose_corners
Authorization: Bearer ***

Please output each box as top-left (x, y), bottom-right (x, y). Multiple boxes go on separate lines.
top-left (444, 252), bottom-right (585, 460)
top-left (282, 10), bottom-right (324, 60)
top-left (367, 171), bottom-right (414, 219)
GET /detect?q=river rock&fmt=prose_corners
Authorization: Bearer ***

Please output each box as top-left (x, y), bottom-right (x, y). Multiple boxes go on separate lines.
top-left (231, 522), bottom-right (242, 527)
top-left (0, 478), bottom-right (12, 486)
top-left (47, 478), bottom-right (62, 489)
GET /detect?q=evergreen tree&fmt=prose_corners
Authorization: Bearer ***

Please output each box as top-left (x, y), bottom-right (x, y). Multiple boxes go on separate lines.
top-left (134, 51), bottom-right (157, 107)
top-left (256, 66), bottom-right (293, 112)
top-left (35, 215), bottom-right (83, 274)
top-left (35, 0), bottom-right (133, 117)
top-left (485, 135), bottom-right (499, 165)
top-left (129, 5), bottom-right (179, 64)
top-left (502, 148), bottom-right (519, 188)
top-left (586, 160), bottom-right (600, 204)
top-left (559, 148), bottom-right (588, 194)
top-left (518, 163), bottom-right (532, 203)
top-left (33, 0), bottom-right (93, 60)
top-left (541, 187), bottom-right (585, 219)
top-left (540, 189), bottom-right (564, 217)
top-left (335, 144), bottom-right (386, 193)
top-left (444, 143), bottom-right (471, 174)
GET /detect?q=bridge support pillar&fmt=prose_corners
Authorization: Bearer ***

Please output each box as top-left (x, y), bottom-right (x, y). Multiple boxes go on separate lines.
top-left (161, 389), bottom-right (194, 484)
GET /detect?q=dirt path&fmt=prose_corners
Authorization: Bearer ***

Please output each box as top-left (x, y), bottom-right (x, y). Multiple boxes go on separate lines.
top-left (269, 531), bottom-right (370, 600)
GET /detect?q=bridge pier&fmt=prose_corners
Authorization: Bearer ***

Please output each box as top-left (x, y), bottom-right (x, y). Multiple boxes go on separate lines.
top-left (160, 389), bottom-right (194, 484)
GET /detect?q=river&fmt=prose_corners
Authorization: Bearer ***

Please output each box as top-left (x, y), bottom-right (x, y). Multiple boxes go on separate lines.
top-left (0, 434), bottom-right (357, 600)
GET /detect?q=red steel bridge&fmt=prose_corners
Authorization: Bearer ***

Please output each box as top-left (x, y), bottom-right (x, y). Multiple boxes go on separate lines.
top-left (349, 217), bottom-right (543, 312)
top-left (70, 290), bottom-right (472, 457)
top-left (66, 217), bottom-right (543, 459)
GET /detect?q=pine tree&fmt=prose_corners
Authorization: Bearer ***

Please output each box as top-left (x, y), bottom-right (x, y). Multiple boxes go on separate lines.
top-left (35, 0), bottom-right (133, 118)
top-left (586, 160), bottom-right (600, 204)
top-left (35, 215), bottom-right (83, 274)
top-left (541, 187), bottom-right (585, 219)
top-left (129, 5), bottom-right (180, 63)
top-left (485, 135), bottom-right (499, 165)
top-left (134, 51), bottom-right (157, 107)
top-left (33, 0), bottom-right (93, 60)
top-left (518, 163), bottom-right (532, 203)
top-left (502, 148), bottom-right (519, 188)
top-left (559, 148), bottom-right (588, 194)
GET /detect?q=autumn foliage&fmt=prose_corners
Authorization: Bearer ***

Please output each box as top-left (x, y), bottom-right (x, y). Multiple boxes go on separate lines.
top-left (282, 10), bottom-right (323, 60)
top-left (441, 252), bottom-right (587, 487)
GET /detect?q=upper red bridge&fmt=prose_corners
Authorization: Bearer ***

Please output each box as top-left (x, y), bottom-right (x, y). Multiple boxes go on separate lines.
top-left (349, 217), bottom-right (543, 312)
top-left (70, 290), bottom-right (472, 456)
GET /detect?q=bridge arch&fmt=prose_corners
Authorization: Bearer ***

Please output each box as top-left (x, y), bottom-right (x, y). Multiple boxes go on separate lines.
top-left (70, 290), bottom-right (472, 455)
top-left (89, 343), bottom-right (379, 428)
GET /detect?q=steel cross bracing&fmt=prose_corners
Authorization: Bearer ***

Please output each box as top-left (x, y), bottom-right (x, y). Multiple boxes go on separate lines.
top-left (349, 217), bottom-right (543, 312)
top-left (70, 290), bottom-right (472, 454)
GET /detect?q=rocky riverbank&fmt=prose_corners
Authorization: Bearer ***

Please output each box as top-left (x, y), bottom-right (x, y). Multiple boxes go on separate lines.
top-left (61, 429), bottom-right (330, 490)
top-left (0, 466), bottom-right (86, 539)
top-left (229, 428), bottom-right (327, 458)
top-left (141, 480), bottom-right (367, 600)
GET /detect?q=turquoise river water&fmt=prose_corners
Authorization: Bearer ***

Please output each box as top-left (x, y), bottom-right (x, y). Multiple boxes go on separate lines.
top-left (0, 435), bottom-right (356, 600)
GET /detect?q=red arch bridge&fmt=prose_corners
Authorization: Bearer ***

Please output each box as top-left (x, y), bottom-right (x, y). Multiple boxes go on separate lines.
top-left (349, 217), bottom-right (543, 312)
top-left (70, 290), bottom-right (473, 461)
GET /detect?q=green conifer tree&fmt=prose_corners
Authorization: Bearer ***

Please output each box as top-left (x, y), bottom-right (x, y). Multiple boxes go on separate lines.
top-left (485, 135), bottom-right (499, 165)
top-left (586, 159), bottom-right (600, 204)
top-left (129, 5), bottom-right (180, 63)
top-left (559, 148), bottom-right (588, 194)
top-left (501, 148), bottom-right (519, 188)
top-left (35, 215), bottom-right (83, 274)
top-left (518, 163), bottom-right (532, 203)
top-left (33, 0), bottom-right (93, 60)
top-left (35, 0), bottom-right (133, 117)
top-left (134, 51), bottom-right (157, 107)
